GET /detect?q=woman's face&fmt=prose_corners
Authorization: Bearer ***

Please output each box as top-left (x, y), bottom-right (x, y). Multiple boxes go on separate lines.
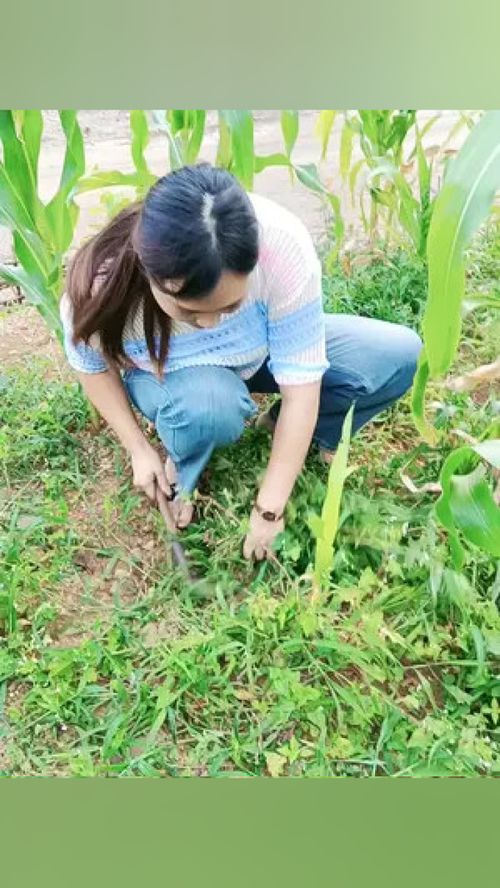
top-left (149, 271), bottom-right (249, 329)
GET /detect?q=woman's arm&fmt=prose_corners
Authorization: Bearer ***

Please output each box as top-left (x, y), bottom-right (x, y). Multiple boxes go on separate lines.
top-left (77, 367), bottom-right (171, 500)
top-left (257, 381), bottom-right (321, 512)
top-left (78, 366), bottom-right (149, 455)
top-left (243, 381), bottom-right (321, 560)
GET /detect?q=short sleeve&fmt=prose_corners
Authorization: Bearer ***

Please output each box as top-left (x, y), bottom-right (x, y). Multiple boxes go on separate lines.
top-left (59, 292), bottom-right (109, 374)
top-left (263, 218), bottom-right (329, 386)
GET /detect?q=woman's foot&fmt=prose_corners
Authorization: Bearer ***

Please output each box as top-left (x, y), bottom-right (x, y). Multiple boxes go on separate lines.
top-left (255, 407), bottom-right (277, 435)
top-left (319, 449), bottom-right (336, 465)
top-left (165, 456), bottom-right (194, 529)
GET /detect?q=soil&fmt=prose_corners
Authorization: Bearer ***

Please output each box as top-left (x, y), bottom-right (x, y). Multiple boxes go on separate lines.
top-left (0, 303), bottom-right (67, 375)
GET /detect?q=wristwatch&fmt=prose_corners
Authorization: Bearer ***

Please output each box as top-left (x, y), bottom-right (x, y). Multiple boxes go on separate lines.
top-left (254, 502), bottom-right (284, 522)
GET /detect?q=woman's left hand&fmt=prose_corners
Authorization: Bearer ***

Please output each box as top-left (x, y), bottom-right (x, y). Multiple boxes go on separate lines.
top-left (243, 507), bottom-right (285, 561)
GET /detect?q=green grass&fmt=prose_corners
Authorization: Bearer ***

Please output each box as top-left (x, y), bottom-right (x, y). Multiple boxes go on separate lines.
top-left (322, 248), bottom-right (428, 326)
top-left (1, 232), bottom-right (500, 777)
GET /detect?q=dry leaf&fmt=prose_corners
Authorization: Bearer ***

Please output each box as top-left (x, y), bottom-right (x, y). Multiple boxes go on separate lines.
top-left (265, 752), bottom-right (287, 778)
top-left (446, 358), bottom-right (500, 392)
top-left (400, 473), bottom-right (442, 495)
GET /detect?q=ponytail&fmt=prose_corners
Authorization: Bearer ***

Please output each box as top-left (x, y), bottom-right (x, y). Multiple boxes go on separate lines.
top-left (66, 202), bottom-right (170, 375)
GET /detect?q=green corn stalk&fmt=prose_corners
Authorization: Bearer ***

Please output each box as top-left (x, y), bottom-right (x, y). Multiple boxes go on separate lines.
top-left (153, 110), bottom-right (207, 170)
top-left (281, 110), bottom-right (299, 159)
top-left (218, 110), bottom-right (255, 189)
top-left (281, 110), bottom-right (299, 184)
top-left (339, 110), bottom-right (422, 246)
top-left (308, 405), bottom-right (355, 590)
top-left (435, 440), bottom-right (500, 568)
top-left (217, 110), bottom-right (344, 245)
top-left (129, 110), bottom-right (156, 195)
top-left (414, 122), bottom-right (434, 258)
top-left (293, 162), bottom-right (344, 268)
top-left (412, 110), bottom-right (500, 442)
top-left (315, 111), bottom-right (336, 162)
top-left (77, 111), bottom-right (157, 196)
top-left (75, 110), bottom-right (344, 258)
top-left (0, 110), bottom-right (85, 340)
top-left (77, 109), bottom-right (203, 198)
top-left (340, 119), bottom-right (355, 184)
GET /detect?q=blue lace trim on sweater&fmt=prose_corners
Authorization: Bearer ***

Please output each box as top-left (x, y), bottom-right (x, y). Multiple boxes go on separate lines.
top-left (68, 299), bottom-right (326, 376)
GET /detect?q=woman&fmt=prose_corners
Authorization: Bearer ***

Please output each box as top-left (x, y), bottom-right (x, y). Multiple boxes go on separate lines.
top-left (61, 163), bottom-right (422, 561)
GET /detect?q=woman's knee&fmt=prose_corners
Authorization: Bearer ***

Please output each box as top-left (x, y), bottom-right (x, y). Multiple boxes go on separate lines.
top-left (355, 321), bottom-right (422, 398)
top-left (158, 366), bottom-right (257, 451)
top-left (389, 325), bottom-right (423, 390)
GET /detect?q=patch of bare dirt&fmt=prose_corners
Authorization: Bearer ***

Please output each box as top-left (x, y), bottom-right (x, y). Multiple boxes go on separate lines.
top-left (0, 303), bottom-right (69, 378)
top-left (49, 432), bottom-right (178, 645)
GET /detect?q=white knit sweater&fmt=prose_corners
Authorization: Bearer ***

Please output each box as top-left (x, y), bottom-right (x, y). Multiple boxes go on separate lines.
top-left (60, 192), bottom-right (329, 386)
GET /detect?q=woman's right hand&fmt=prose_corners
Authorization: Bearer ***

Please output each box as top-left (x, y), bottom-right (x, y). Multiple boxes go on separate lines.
top-left (130, 442), bottom-right (171, 502)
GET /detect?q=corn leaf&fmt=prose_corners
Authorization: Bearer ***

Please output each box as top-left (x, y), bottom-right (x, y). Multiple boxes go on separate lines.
top-left (418, 112), bottom-right (440, 142)
top-left (340, 120), bottom-right (354, 182)
top-left (349, 158), bottom-right (364, 204)
top-left (186, 110), bottom-right (206, 164)
top-left (435, 441), bottom-right (500, 567)
top-left (462, 292), bottom-right (500, 314)
top-left (254, 153), bottom-right (289, 174)
top-left (415, 126), bottom-right (431, 208)
top-left (0, 110), bottom-right (39, 223)
top-left (215, 114), bottom-right (232, 168)
top-left (0, 166), bottom-right (50, 281)
top-left (20, 110), bottom-right (43, 189)
top-left (151, 110), bottom-right (183, 169)
top-left (219, 111), bottom-right (254, 190)
top-left (411, 353), bottom-right (438, 445)
top-left (0, 262), bottom-right (61, 336)
top-left (130, 110), bottom-right (151, 178)
top-left (75, 170), bottom-right (151, 194)
top-left (368, 159), bottom-right (420, 248)
top-left (294, 162), bottom-right (344, 251)
top-left (424, 111), bottom-right (500, 379)
top-left (315, 111), bottom-right (336, 162)
top-left (311, 405), bottom-right (354, 589)
top-left (45, 111), bottom-right (85, 253)
top-left (281, 110), bottom-right (299, 159)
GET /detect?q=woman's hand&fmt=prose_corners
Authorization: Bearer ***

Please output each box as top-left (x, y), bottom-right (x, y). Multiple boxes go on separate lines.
top-left (243, 507), bottom-right (285, 561)
top-left (130, 442), bottom-right (171, 501)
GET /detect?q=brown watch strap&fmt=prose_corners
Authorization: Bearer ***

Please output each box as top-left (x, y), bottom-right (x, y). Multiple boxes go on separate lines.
top-left (254, 502), bottom-right (284, 522)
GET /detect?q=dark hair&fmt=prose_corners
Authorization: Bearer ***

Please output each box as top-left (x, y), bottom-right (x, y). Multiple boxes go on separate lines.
top-left (67, 163), bottom-right (260, 374)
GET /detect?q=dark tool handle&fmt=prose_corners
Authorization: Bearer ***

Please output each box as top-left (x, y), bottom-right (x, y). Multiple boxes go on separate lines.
top-left (156, 485), bottom-right (178, 533)
top-left (155, 485), bottom-right (192, 577)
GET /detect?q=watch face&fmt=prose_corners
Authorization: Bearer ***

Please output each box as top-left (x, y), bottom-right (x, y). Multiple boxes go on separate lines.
top-left (262, 510), bottom-right (277, 522)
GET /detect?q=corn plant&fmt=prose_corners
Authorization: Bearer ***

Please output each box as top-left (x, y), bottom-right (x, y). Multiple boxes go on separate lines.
top-left (151, 110), bottom-right (207, 172)
top-left (338, 110), bottom-right (417, 239)
top-left (308, 405), bottom-right (354, 590)
top-left (412, 110), bottom-right (500, 443)
top-left (76, 110), bottom-right (344, 245)
top-left (76, 110), bottom-right (156, 198)
top-left (337, 110), bottom-right (481, 257)
top-left (0, 110), bottom-right (84, 339)
top-left (435, 438), bottom-right (500, 569)
top-left (409, 110), bottom-right (500, 562)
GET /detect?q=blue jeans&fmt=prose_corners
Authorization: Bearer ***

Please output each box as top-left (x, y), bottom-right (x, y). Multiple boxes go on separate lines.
top-left (123, 313), bottom-right (422, 494)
